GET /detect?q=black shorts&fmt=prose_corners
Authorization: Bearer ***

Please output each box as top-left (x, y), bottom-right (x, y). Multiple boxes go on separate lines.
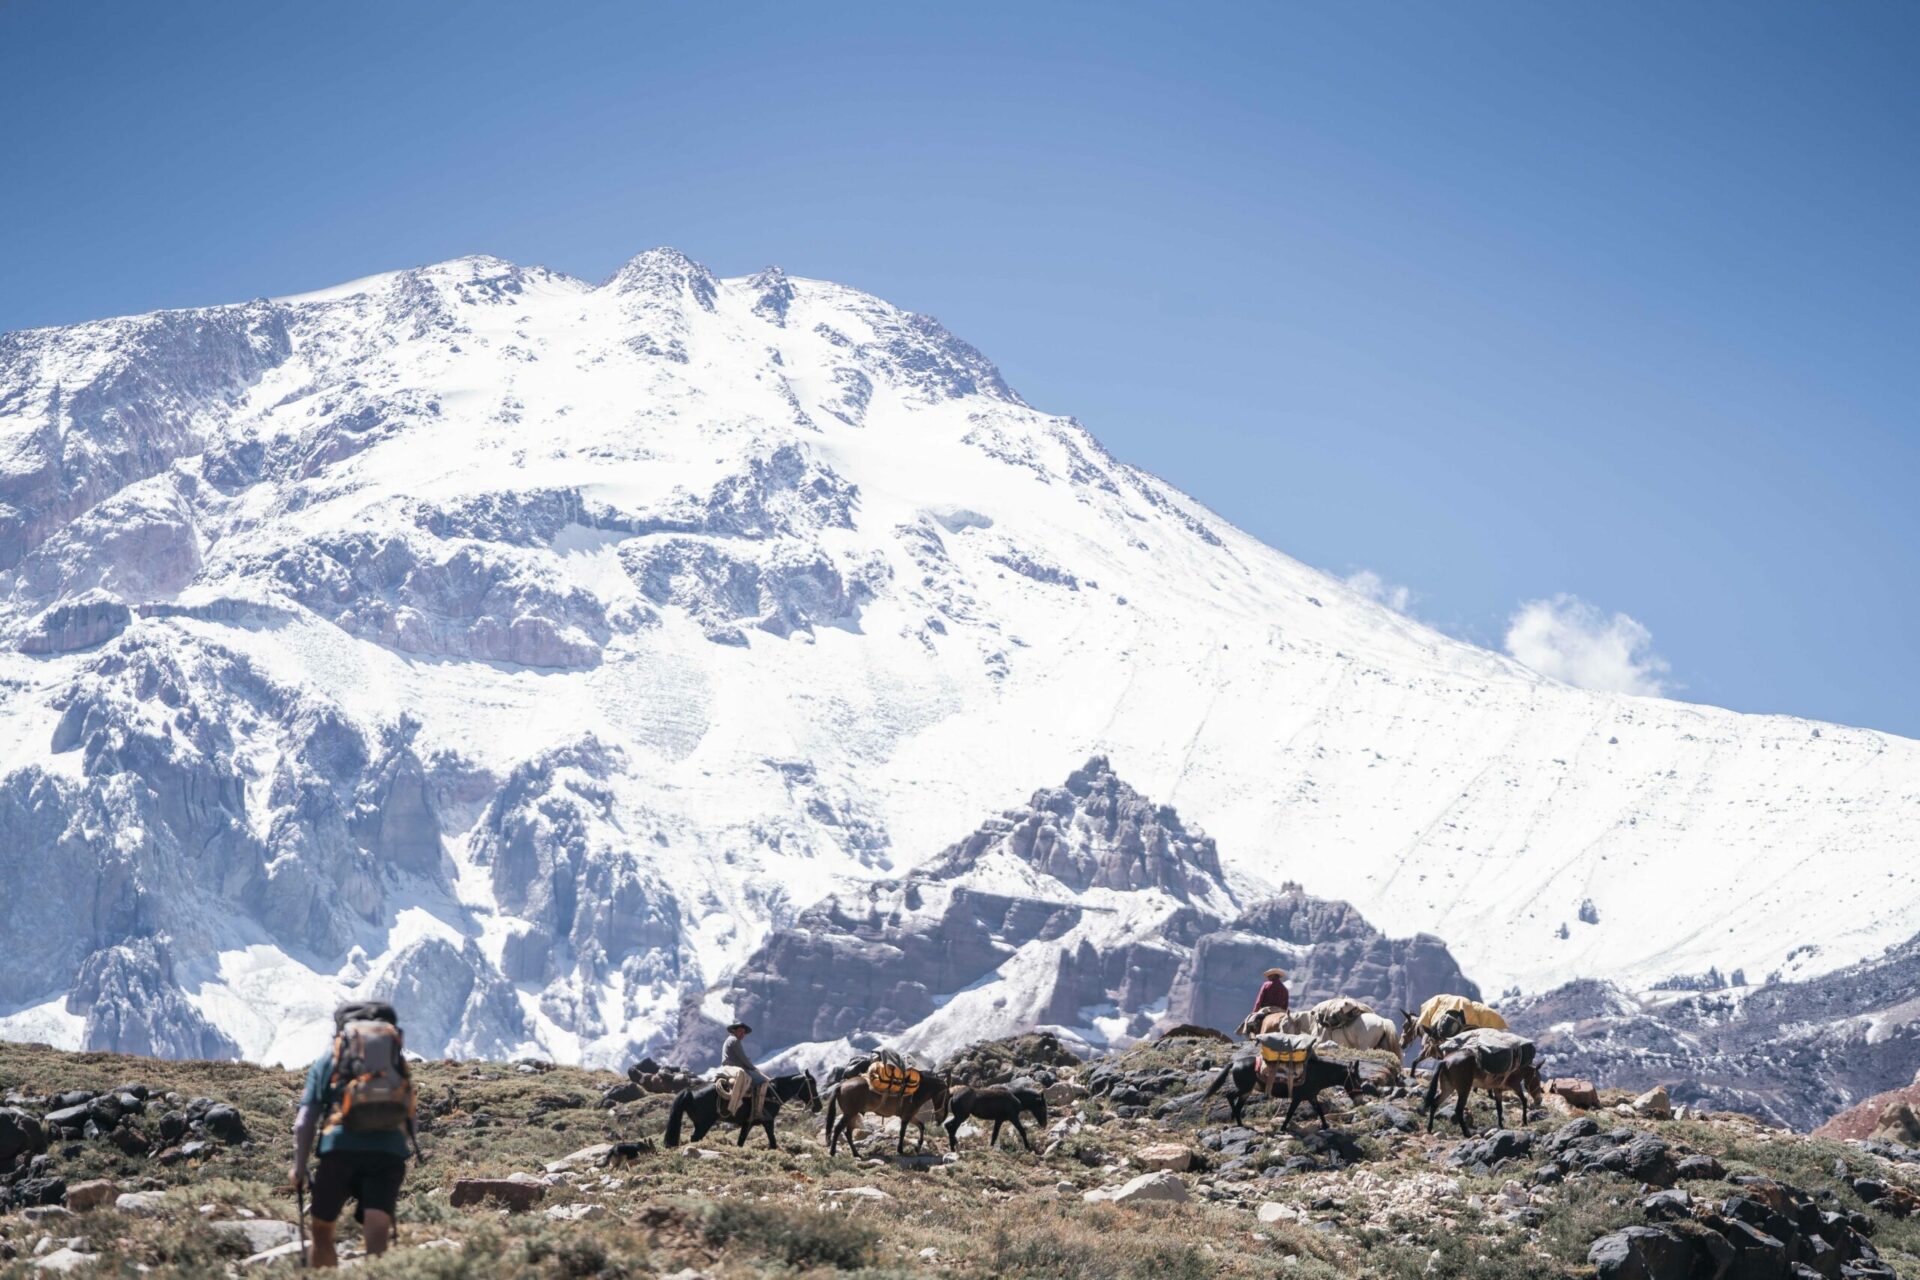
top-left (309, 1150), bottom-right (406, 1224)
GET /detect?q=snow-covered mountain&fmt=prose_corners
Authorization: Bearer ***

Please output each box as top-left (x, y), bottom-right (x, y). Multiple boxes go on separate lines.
top-left (2, 247), bottom-right (1916, 1073)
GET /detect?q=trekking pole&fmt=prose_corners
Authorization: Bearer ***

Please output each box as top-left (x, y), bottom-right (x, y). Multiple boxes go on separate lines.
top-left (296, 1183), bottom-right (308, 1269)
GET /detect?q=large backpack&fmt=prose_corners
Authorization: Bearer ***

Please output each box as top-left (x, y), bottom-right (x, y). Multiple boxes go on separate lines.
top-left (327, 1018), bottom-right (416, 1133)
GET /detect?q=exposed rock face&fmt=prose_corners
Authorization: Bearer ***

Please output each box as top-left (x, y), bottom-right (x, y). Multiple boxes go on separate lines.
top-left (65, 939), bottom-right (240, 1060)
top-left (1509, 931), bottom-right (1920, 1131)
top-left (1165, 891), bottom-right (1476, 1033)
top-left (705, 758), bottom-right (1473, 1069)
top-left (15, 593), bottom-right (132, 654)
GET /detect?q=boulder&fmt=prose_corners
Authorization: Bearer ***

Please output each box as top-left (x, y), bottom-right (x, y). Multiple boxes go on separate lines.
top-left (1257, 1202), bottom-right (1301, 1223)
top-left (1718, 1219), bottom-right (1789, 1276)
top-left (43, 1105), bottom-right (92, 1135)
top-left (450, 1177), bottom-right (546, 1212)
top-left (1550, 1078), bottom-right (1600, 1109)
top-left (63, 1180), bottom-right (118, 1212)
top-left (0, 1107), bottom-right (49, 1163)
top-left (209, 1220), bottom-right (299, 1253)
top-left (19, 1204), bottom-right (74, 1223)
top-left (546, 1202), bottom-right (609, 1221)
top-left (1633, 1087), bottom-right (1673, 1120)
top-left (824, 1186), bottom-right (892, 1201)
top-left (201, 1104), bottom-right (248, 1143)
top-left (114, 1191), bottom-right (169, 1215)
top-left (107, 1125), bottom-right (151, 1156)
top-left (14, 1176), bottom-right (67, 1207)
top-left (545, 1143), bottom-right (616, 1174)
top-left (1132, 1143), bottom-right (1194, 1172)
top-left (1587, 1225), bottom-right (1700, 1280)
top-left (1640, 1189), bottom-right (1691, 1221)
top-left (1449, 1129), bottom-right (1533, 1170)
top-left (1869, 1102), bottom-right (1920, 1147)
top-left (1083, 1170), bottom-right (1190, 1205)
top-left (1674, 1154), bottom-right (1727, 1182)
top-left (29, 1247), bottom-right (95, 1273)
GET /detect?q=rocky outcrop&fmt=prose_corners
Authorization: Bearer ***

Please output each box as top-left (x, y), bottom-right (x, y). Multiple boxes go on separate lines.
top-left (0, 301), bottom-right (289, 572)
top-left (15, 593), bottom-right (132, 654)
top-left (705, 759), bottom-right (1474, 1068)
top-left (1165, 890), bottom-right (1478, 1032)
top-left (65, 939), bottom-right (240, 1060)
top-left (1508, 930), bottom-right (1920, 1130)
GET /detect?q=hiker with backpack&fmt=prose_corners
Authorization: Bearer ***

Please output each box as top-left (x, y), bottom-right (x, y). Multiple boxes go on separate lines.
top-left (289, 1001), bottom-right (418, 1268)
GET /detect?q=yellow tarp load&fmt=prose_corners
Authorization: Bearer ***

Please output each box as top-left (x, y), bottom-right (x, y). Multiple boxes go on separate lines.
top-left (1417, 993), bottom-right (1506, 1032)
top-left (1254, 1032), bottom-right (1317, 1085)
top-left (866, 1060), bottom-right (923, 1096)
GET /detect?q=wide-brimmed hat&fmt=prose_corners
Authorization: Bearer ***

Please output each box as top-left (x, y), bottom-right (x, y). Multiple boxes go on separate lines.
top-left (1263, 968), bottom-right (1288, 980)
top-left (728, 1021), bottom-right (752, 1035)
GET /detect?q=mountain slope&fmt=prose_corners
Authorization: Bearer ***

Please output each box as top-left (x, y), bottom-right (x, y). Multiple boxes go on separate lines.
top-left (0, 247), bottom-right (1915, 1070)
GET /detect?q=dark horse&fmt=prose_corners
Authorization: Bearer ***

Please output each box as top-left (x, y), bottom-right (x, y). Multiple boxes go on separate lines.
top-left (944, 1085), bottom-right (1048, 1152)
top-left (664, 1072), bottom-right (821, 1149)
top-left (1201, 1053), bottom-right (1364, 1131)
top-left (1423, 1049), bottom-right (1543, 1136)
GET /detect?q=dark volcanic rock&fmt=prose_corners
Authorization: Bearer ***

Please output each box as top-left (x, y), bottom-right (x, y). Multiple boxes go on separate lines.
top-left (1587, 1225), bottom-right (1701, 1280)
top-left (0, 1108), bottom-right (47, 1163)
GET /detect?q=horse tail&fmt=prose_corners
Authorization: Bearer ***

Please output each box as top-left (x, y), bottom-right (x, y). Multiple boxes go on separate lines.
top-left (823, 1082), bottom-right (840, 1145)
top-left (665, 1090), bottom-right (690, 1148)
top-left (1201, 1061), bottom-right (1235, 1103)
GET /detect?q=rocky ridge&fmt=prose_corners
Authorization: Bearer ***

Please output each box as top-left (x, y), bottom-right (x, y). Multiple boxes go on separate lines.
top-left (706, 757), bottom-right (1476, 1069)
top-left (1509, 933), bottom-right (1920, 1131)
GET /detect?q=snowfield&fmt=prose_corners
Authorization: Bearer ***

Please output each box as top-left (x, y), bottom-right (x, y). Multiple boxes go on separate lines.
top-left (0, 248), bottom-right (1914, 1067)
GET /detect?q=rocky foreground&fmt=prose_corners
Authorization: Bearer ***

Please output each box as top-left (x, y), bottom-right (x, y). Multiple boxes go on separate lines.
top-left (2, 1035), bottom-right (1918, 1278)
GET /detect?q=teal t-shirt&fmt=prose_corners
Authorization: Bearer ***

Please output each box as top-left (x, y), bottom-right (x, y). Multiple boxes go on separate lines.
top-left (302, 1051), bottom-right (410, 1158)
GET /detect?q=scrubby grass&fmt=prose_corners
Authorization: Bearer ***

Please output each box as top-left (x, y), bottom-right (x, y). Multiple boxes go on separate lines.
top-left (7, 1039), bottom-right (1920, 1279)
top-left (700, 1200), bottom-right (878, 1270)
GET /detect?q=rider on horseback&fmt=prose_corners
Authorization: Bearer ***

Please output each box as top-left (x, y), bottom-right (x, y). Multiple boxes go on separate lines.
top-left (1238, 967), bottom-right (1290, 1035)
top-left (721, 1021), bottom-right (769, 1121)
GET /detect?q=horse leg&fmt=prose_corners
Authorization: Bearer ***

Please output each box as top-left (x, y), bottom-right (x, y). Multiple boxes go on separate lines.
top-left (763, 1118), bottom-right (777, 1149)
top-left (1492, 1086), bottom-right (1505, 1131)
top-left (1313, 1093), bottom-right (1330, 1132)
top-left (1280, 1092), bottom-right (1302, 1133)
top-left (1013, 1116), bottom-right (1032, 1152)
top-left (991, 1119), bottom-right (1004, 1148)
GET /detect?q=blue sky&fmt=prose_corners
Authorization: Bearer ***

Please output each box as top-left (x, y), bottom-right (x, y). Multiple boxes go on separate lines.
top-left (4, 2), bottom-right (1916, 734)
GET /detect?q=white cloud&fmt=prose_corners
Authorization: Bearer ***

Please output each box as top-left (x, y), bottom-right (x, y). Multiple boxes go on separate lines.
top-left (1345, 569), bottom-right (1413, 614)
top-left (1503, 594), bottom-right (1671, 696)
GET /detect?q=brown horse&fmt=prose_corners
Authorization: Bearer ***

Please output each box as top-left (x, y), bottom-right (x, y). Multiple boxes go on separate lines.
top-left (824, 1073), bottom-right (952, 1156)
top-left (1247, 1009), bottom-right (1315, 1037)
top-left (1423, 1048), bottom-right (1544, 1135)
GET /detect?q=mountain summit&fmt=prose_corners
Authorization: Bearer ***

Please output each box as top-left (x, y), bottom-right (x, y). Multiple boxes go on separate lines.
top-left (0, 248), bottom-right (1914, 1067)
